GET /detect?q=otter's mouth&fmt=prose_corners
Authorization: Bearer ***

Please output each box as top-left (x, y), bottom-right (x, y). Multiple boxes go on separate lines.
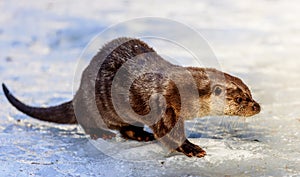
top-left (237, 101), bottom-right (261, 117)
top-left (225, 100), bottom-right (261, 117)
top-left (251, 101), bottom-right (261, 114)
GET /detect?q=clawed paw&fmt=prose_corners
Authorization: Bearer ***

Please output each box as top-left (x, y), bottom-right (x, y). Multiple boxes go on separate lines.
top-left (121, 129), bottom-right (155, 142)
top-left (176, 140), bottom-right (206, 158)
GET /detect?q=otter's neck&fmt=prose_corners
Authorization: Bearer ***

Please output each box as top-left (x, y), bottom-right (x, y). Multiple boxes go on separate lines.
top-left (166, 67), bottom-right (212, 120)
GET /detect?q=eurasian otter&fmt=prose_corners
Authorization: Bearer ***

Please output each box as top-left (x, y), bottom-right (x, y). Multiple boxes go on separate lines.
top-left (2, 37), bottom-right (260, 157)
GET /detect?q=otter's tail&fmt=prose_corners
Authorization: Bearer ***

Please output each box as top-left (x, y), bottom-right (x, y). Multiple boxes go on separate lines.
top-left (2, 83), bottom-right (77, 124)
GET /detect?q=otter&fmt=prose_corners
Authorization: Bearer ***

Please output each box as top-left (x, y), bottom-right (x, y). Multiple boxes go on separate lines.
top-left (2, 37), bottom-right (260, 158)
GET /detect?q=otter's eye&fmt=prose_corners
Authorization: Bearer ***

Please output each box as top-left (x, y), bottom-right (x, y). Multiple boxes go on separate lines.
top-left (236, 97), bottom-right (243, 103)
top-left (213, 86), bottom-right (222, 96)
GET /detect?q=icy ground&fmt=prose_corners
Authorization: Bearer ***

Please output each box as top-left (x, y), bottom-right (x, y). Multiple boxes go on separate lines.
top-left (1, 0), bottom-right (300, 176)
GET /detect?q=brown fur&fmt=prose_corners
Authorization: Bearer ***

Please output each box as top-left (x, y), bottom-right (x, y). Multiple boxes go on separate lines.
top-left (2, 37), bottom-right (260, 158)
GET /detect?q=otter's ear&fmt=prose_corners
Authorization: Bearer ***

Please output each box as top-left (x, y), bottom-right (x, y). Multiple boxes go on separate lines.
top-left (213, 85), bottom-right (223, 96)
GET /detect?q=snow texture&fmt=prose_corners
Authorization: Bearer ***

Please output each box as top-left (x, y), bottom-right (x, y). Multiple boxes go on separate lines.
top-left (1, 0), bottom-right (300, 176)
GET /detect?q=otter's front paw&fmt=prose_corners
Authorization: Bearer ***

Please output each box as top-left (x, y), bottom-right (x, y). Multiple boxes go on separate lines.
top-left (176, 140), bottom-right (206, 158)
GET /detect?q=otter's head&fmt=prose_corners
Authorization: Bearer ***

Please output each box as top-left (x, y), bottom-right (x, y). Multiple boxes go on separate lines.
top-left (206, 69), bottom-right (260, 117)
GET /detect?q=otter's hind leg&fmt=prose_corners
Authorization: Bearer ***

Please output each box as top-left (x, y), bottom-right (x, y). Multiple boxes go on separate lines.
top-left (120, 125), bottom-right (155, 142)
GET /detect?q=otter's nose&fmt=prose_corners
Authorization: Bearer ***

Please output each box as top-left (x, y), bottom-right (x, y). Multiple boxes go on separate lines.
top-left (252, 102), bottom-right (261, 112)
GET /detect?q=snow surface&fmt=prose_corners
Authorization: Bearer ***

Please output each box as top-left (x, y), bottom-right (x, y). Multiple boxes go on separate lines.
top-left (1, 0), bottom-right (300, 176)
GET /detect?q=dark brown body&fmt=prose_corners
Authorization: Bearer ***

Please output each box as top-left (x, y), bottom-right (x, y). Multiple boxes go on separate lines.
top-left (3, 37), bottom-right (260, 157)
